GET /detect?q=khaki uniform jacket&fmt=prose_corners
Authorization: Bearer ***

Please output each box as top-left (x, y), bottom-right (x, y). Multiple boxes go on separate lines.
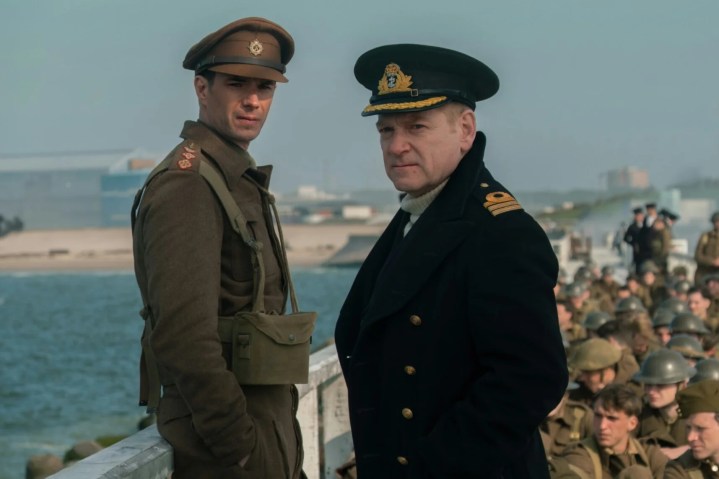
top-left (665, 449), bottom-right (719, 478)
top-left (559, 436), bottom-right (667, 478)
top-left (695, 230), bottom-right (719, 284)
top-left (541, 399), bottom-right (594, 457)
top-left (636, 406), bottom-right (687, 447)
top-left (133, 121), bottom-right (302, 479)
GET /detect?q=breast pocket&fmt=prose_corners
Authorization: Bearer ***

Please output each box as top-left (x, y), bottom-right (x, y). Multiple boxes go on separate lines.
top-left (225, 203), bottom-right (265, 283)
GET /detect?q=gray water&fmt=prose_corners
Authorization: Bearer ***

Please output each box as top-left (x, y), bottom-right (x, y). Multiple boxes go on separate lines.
top-left (0, 267), bottom-right (358, 479)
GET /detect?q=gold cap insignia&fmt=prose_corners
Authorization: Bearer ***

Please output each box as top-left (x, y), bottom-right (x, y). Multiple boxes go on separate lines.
top-left (483, 191), bottom-right (523, 217)
top-left (378, 63), bottom-right (413, 95)
top-left (248, 39), bottom-right (263, 57)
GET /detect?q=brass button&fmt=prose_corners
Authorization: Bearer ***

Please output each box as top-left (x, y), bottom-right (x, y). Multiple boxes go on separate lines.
top-left (397, 456), bottom-right (409, 466)
top-left (401, 408), bottom-right (414, 419)
top-left (404, 365), bottom-right (416, 375)
top-left (409, 315), bottom-right (422, 326)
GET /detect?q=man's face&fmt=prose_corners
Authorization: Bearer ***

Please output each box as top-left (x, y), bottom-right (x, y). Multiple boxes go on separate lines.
top-left (578, 367), bottom-right (616, 394)
top-left (376, 106), bottom-right (475, 196)
top-left (655, 326), bottom-right (672, 346)
top-left (686, 412), bottom-right (719, 462)
top-left (593, 400), bottom-right (638, 451)
top-left (195, 73), bottom-right (276, 149)
top-left (644, 383), bottom-right (679, 409)
top-left (556, 303), bottom-right (573, 330)
top-left (707, 280), bottom-right (719, 299)
top-left (688, 292), bottom-right (710, 318)
top-left (635, 212), bottom-right (645, 224)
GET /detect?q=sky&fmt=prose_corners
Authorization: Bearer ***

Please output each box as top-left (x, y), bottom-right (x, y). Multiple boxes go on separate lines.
top-left (1, 0), bottom-right (718, 194)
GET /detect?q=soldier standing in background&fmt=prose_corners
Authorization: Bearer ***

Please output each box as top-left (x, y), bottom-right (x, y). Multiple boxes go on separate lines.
top-left (695, 212), bottom-right (719, 285)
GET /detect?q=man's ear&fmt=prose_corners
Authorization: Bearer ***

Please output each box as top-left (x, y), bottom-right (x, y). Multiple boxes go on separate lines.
top-left (627, 415), bottom-right (639, 433)
top-left (458, 109), bottom-right (476, 155)
top-left (194, 75), bottom-right (209, 107)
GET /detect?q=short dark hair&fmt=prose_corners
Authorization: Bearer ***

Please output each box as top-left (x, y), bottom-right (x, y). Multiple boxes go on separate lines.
top-left (197, 70), bottom-right (216, 84)
top-left (594, 384), bottom-right (642, 418)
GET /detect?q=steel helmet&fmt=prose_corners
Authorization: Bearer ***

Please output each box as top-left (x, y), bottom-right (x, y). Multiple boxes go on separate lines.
top-left (652, 308), bottom-right (676, 329)
top-left (689, 358), bottom-right (719, 384)
top-left (569, 338), bottom-right (622, 371)
top-left (583, 311), bottom-right (613, 332)
top-left (667, 334), bottom-right (708, 360)
top-left (615, 296), bottom-right (647, 314)
top-left (671, 313), bottom-right (710, 335)
top-left (633, 349), bottom-right (696, 385)
top-left (658, 298), bottom-right (689, 315)
top-left (574, 266), bottom-right (594, 283)
top-left (562, 282), bottom-right (586, 298)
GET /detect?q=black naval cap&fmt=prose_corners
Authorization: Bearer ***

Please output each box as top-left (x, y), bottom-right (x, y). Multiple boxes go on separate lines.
top-left (632, 207), bottom-right (643, 215)
top-left (183, 17), bottom-right (294, 83)
top-left (354, 44), bottom-right (499, 117)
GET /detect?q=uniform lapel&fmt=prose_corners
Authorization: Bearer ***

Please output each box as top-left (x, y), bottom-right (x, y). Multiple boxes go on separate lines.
top-left (357, 136), bottom-right (487, 332)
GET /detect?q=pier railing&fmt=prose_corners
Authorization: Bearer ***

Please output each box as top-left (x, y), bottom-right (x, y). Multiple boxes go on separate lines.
top-left (48, 344), bottom-right (353, 479)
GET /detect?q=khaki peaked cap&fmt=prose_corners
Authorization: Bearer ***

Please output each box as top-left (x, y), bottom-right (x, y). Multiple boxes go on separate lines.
top-left (183, 17), bottom-right (294, 82)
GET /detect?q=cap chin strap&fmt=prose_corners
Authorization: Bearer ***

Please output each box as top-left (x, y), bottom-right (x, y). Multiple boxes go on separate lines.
top-left (196, 55), bottom-right (286, 74)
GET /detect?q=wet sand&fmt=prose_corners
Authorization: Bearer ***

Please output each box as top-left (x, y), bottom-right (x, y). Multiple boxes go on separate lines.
top-left (0, 223), bottom-right (386, 272)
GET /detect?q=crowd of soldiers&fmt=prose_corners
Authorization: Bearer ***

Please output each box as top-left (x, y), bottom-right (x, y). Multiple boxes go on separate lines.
top-left (543, 210), bottom-right (719, 478)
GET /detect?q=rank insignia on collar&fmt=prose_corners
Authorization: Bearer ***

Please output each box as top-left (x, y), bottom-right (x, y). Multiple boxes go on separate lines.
top-left (378, 63), bottom-right (413, 95)
top-left (178, 159), bottom-right (192, 169)
top-left (483, 191), bottom-right (523, 217)
top-left (248, 39), bottom-right (263, 56)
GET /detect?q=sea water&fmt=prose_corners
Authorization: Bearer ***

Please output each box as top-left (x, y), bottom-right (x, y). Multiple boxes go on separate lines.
top-left (0, 267), bottom-right (358, 479)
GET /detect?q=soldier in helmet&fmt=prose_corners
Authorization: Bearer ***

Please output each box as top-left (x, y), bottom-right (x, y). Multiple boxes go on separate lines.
top-left (669, 279), bottom-right (693, 304)
top-left (664, 379), bottom-right (719, 478)
top-left (660, 297), bottom-right (690, 316)
top-left (668, 334), bottom-right (708, 367)
top-left (560, 384), bottom-right (668, 478)
top-left (589, 265), bottom-right (620, 312)
top-left (582, 311), bottom-right (613, 340)
top-left (613, 297), bottom-right (659, 365)
top-left (540, 380), bottom-right (594, 459)
top-left (557, 298), bottom-right (586, 347)
top-left (564, 282), bottom-right (600, 329)
top-left (638, 260), bottom-right (669, 314)
top-left (569, 338), bottom-right (635, 406)
top-left (652, 308), bottom-right (676, 346)
top-left (672, 313), bottom-right (712, 352)
top-left (633, 349), bottom-right (696, 459)
top-left (694, 211), bottom-right (719, 285)
top-left (690, 358), bottom-right (719, 385)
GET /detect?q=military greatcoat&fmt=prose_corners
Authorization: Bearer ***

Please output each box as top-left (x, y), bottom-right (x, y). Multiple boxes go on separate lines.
top-left (133, 121), bottom-right (302, 479)
top-left (334, 133), bottom-right (568, 479)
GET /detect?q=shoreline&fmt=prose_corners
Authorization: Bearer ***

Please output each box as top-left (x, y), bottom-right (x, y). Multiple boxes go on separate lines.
top-left (0, 224), bottom-right (386, 273)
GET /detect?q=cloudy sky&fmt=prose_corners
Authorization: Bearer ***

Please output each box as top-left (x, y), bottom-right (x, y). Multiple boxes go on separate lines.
top-left (1, 0), bottom-right (717, 194)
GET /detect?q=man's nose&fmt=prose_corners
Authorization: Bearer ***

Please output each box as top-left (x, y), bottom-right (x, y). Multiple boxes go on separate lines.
top-left (385, 132), bottom-right (409, 156)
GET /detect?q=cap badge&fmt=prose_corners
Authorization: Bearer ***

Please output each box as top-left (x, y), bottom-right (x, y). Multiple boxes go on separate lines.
top-left (248, 39), bottom-right (263, 57)
top-left (378, 63), bottom-right (413, 95)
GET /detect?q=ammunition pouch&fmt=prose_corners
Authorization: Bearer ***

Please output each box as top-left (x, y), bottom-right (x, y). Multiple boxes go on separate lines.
top-left (219, 310), bottom-right (317, 385)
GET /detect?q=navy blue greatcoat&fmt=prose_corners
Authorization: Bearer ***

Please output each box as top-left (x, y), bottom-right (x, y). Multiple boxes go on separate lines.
top-left (334, 132), bottom-right (568, 479)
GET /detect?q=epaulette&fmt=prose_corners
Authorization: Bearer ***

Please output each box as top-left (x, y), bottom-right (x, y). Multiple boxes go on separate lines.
top-left (167, 141), bottom-right (202, 173)
top-left (478, 181), bottom-right (524, 217)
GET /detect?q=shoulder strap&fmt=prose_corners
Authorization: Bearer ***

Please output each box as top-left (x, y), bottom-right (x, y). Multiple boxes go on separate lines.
top-left (579, 438), bottom-right (604, 479)
top-left (570, 406), bottom-right (586, 441)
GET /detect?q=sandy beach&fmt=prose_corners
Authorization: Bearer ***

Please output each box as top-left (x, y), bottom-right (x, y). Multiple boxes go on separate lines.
top-left (0, 223), bottom-right (386, 272)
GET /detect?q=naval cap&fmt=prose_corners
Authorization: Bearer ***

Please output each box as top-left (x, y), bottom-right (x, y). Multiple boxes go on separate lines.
top-left (354, 44), bottom-right (499, 117)
top-left (183, 17), bottom-right (294, 83)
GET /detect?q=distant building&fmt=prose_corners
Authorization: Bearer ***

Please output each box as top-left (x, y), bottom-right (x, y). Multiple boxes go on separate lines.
top-left (604, 167), bottom-right (650, 191)
top-left (0, 149), bottom-right (158, 230)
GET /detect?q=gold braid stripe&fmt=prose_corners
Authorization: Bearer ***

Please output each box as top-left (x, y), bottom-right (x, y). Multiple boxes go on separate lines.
top-left (362, 96), bottom-right (448, 114)
top-left (489, 204), bottom-right (523, 216)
